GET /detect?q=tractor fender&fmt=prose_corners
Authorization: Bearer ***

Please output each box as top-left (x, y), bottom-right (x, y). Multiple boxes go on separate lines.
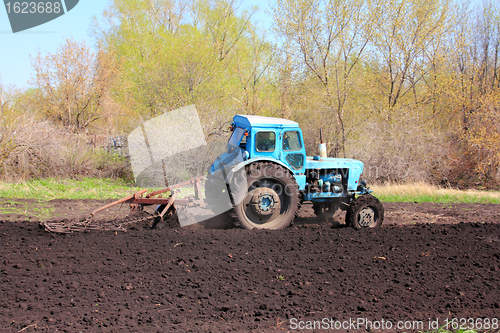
top-left (225, 157), bottom-right (296, 184)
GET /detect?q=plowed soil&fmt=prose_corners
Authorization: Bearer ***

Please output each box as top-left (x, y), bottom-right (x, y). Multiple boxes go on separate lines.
top-left (0, 201), bottom-right (499, 332)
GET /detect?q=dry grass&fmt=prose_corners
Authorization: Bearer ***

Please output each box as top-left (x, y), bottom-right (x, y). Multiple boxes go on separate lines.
top-left (0, 115), bottom-right (130, 181)
top-left (371, 182), bottom-right (500, 204)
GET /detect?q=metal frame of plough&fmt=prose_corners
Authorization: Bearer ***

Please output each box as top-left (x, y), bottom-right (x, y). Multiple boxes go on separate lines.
top-left (42, 177), bottom-right (205, 233)
top-left (90, 176), bottom-right (206, 219)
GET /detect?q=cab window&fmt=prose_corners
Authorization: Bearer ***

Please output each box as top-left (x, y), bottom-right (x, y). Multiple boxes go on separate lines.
top-left (286, 154), bottom-right (304, 170)
top-left (283, 131), bottom-right (302, 151)
top-left (255, 132), bottom-right (276, 152)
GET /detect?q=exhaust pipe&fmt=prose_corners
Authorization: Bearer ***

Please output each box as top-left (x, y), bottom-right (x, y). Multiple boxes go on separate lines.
top-left (319, 129), bottom-right (327, 158)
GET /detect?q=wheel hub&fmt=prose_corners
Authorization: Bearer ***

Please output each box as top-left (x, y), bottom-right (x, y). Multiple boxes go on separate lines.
top-left (250, 188), bottom-right (280, 217)
top-left (358, 207), bottom-right (376, 227)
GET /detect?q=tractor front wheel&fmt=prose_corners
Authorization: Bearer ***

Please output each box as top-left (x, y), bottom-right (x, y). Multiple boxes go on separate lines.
top-left (346, 195), bottom-right (384, 229)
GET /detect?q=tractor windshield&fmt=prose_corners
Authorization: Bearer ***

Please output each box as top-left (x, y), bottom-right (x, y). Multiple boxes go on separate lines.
top-left (228, 127), bottom-right (245, 149)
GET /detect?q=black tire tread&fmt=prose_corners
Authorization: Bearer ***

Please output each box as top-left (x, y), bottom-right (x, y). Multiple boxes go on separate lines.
top-left (346, 194), bottom-right (384, 229)
top-left (234, 161), bottom-right (300, 230)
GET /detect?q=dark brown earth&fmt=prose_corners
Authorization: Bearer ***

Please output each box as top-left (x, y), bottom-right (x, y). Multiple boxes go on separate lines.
top-left (0, 201), bottom-right (499, 332)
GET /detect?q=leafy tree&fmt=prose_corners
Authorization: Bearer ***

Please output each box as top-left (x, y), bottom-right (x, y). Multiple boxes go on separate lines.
top-left (272, 0), bottom-right (380, 157)
top-left (30, 39), bottom-right (120, 132)
top-left (448, 0), bottom-right (500, 183)
top-left (94, 0), bottom-right (273, 135)
top-left (369, 0), bottom-right (452, 116)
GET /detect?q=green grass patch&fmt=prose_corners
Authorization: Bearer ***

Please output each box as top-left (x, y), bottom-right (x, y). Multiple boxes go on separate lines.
top-left (0, 178), bottom-right (197, 201)
top-left (0, 178), bottom-right (147, 201)
top-left (371, 183), bottom-right (500, 204)
top-left (0, 179), bottom-right (499, 204)
top-left (0, 199), bottom-right (56, 221)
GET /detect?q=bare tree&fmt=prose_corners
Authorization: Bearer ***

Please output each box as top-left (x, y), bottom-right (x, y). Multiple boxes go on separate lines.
top-left (30, 39), bottom-right (119, 132)
top-left (272, 0), bottom-right (380, 157)
top-left (370, 0), bottom-right (452, 115)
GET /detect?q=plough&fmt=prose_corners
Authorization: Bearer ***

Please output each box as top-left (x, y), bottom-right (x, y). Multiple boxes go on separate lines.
top-left (42, 177), bottom-right (206, 233)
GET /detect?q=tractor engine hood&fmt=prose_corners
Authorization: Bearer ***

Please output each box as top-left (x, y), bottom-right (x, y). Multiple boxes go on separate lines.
top-left (305, 156), bottom-right (364, 170)
top-left (306, 156), bottom-right (364, 191)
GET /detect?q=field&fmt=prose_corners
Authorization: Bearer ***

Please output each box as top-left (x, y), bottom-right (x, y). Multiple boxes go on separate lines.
top-left (0, 193), bottom-right (499, 332)
top-left (1, 0), bottom-right (499, 330)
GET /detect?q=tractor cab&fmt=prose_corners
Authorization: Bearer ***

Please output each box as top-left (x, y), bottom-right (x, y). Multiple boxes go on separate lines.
top-left (228, 115), bottom-right (307, 174)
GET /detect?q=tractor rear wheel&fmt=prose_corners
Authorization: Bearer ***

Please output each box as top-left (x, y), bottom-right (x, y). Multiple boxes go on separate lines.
top-left (346, 194), bottom-right (384, 229)
top-left (234, 162), bottom-right (300, 230)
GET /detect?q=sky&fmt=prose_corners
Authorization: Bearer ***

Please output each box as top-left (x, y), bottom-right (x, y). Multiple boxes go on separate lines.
top-left (0, 1), bottom-right (111, 89)
top-left (0, 0), bottom-right (271, 90)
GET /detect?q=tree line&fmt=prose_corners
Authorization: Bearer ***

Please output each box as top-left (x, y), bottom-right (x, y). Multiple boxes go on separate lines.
top-left (0, 0), bottom-right (499, 187)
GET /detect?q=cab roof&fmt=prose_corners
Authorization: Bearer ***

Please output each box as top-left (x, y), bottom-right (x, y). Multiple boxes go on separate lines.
top-left (233, 115), bottom-right (299, 129)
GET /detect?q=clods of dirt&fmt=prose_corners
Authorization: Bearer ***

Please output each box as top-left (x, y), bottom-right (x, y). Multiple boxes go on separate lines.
top-left (2, 198), bottom-right (499, 227)
top-left (0, 216), bottom-right (499, 332)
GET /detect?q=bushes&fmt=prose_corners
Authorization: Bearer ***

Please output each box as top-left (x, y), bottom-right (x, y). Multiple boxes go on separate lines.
top-left (0, 115), bottom-right (130, 181)
top-left (347, 117), bottom-right (444, 184)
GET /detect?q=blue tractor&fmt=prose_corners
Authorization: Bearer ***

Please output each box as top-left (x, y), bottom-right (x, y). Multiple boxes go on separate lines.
top-left (205, 115), bottom-right (384, 230)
